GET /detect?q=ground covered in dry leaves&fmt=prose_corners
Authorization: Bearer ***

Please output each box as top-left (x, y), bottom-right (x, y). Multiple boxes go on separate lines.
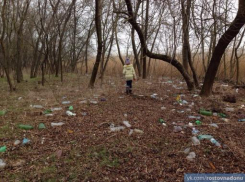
top-left (0, 75), bottom-right (245, 182)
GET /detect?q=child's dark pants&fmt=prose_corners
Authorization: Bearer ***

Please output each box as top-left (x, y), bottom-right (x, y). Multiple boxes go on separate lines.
top-left (126, 80), bottom-right (132, 94)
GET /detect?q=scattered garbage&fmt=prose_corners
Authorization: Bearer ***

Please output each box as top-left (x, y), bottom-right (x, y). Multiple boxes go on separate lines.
top-left (184, 147), bottom-right (191, 154)
top-left (45, 114), bottom-right (53, 116)
top-left (221, 118), bottom-right (230, 122)
top-left (210, 123), bottom-right (219, 128)
top-left (81, 112), bottom-right (87, 116)
top-left (41, 137), bottom-right (45, 144)
top-left (22, 138), bottom-right (30, 145)
top-left (79, 100), bottom-right (88, 104)
top-left (51, 107), bottom-right (62, 111)
top-left (67, 129), bottom-right (74, 134)
top-left (161, 106), bottom-right (166, 110)
top-left (186, 152), bottom-right (196, 161)
top-left (173, 126), bottom-right (182, 133)
top-left (191, 136), bottom-right (200, 145)
top-left (162, 123), bottom-right (167, 126)
top-left (68, 106), bottom-right (74, 111)
top-left (0, 159), bottom-right (6, 169)
top-left (18, 124), bottom-right (34, 130)
top-left (198, 135), bottom-right (213, 140)
top-left (66, 111), bottom-right (76, 116)
top-left (14, 140), bottom-right (21, 146)
top-left (188, 116), bottom-right (201, 119)
top-left (195, 120), bottom-right (202, 125)
top-left (210, 138), bottom-right (221, 147)
top-left (182, 100), bottom-right (188, 104)
top-left (200, 110), bottom-right (212, 116)
top-left (123, 121), bottom-right (131, 128)
top-left (100, 98), bottom-right (106, 101)
top-left (51, 122), bottom-right (65, 127)
top-left (192, 128), bottom-right (199, 135)
top-left (188, 122), bottom-right (193, 127)
top-left (225, 107), bottom-right (234, 112)
top-left (44, 109), bottom-right (52, 114)
top-left (176, 95), bottom-right (182, 103)
top-left (30, 105), bottom-right (43, 109)
top-left (151, 93), bottom-right (158, 99)
top-left (38, 123), bottom-right (46, 129)
top-left (110, 124), bottom-right (125, 132)
top-left (159, 118), bottom-right (165, 124)
top-left (124, 113), bottom-right (128, 118)
top-left (0, 146), bottom-right (7, 153)
top-left (90, 100), bottom-right (98, 104)
top-left (62, 101), bottom-right (71, 105)
top-left (129, 129), bottom-right (134, 136)
top-left (0, 110), bottom-right (6, 116)
top-left (218, 113), bottom-right (226, 118)
top-left (18, 97), bottom-right (22, 100)
top-left (238, 119), bottom-right (245, 122)
top-left (134, 129), bottom-right (144, 134)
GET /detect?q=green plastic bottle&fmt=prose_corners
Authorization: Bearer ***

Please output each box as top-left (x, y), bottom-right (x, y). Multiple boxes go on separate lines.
top-left (218, 113), bottom-right (226, 118)
top-left (0, 146), bottom-right (6, 153)
top-left (198, 135), bottom-right (213, 140)
top-left (159, 118), bottom-right (165, 123)
top-left (44, 109), bottom-right (52, 114)
top-left (38, 123), bottom-right (46, 129)
top-left (200, 110), bottom-right (212, 116)
top-left (18, 124), bottom-right (34, 130)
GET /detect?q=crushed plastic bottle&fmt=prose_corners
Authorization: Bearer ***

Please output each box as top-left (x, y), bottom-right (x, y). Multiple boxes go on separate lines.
top-left (81, 112), bottom-right (87, 116)
top-left (210, 138), bottom-right (221, 147)
top-left (159, 118), bottom-right (165, 124)
top-left (68, 106), bottom-right (73, 111)
top-left (238, 119), bottom-right (245, 122)
top-left (51, 122), bottom-right (65, 127)
top-left (191, 136), bottom-right (200, 145)
top-left (51, 107), bottom-right (62, 111)
top-left (0, 146), bottom-right (6, 153)
top-left (22, 138), bottom-right (30, 145)
top-left (134, 129), bottom-right (144, 134)
top-left (218, 113), bottom-right (226, 118)
top-left (225, 107), bottom-right (234, 112)
top-left (30, 105), bottom-right (43, 109)
top-left (186, 152), bottom-right (196, 161)
top-left (79, 100), bottom-right (88, 104)
top-left (18, 124), bottom-right (34, 130)
top-left (184, 147), bottom-right (191, 154)
top-left (192, 128), bottom-right (199, 135)
top-left (66, 111), bottom-right (76, 116)
top-left (198, 135), bottom-right (213, 140)
top-left (129, 129), bottom-right (134, 136)
top-left (209, 123), bottom-right (219, 128)
top-left (0, 159), bottom-right (6, 169)
top-left (62, 101), bottom-right (71, 105)
top-left (221, 118), bottom-right (230, 122)
top-left (90, 100), bottom-right (98, 104)
top-left (188, 116), bottom-right (201, 119)
top-left (161, 106), bottom-right (166, 110)
top-left (14, 140), bottom-right (21, 146)
top-left (38, 123), bottom-right (46, 129)
top-left (173, 126), bottom-right (182, 132)
top-left (123, 121), bottom-right (131, 128)
top-left (109, 124), bottom-right (125, 132)
top-left (44, 109), bottom-right (52, 114)
top-left (195, 120), bottom-right (202, 125)
top-left (45, 114), bottom-right (53, 116)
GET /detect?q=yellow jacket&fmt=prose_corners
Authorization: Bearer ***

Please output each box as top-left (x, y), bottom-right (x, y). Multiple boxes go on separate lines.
top-left (123, 64), bottom-right (136, 80)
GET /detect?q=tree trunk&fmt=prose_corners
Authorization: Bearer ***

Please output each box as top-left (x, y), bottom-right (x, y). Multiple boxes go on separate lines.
top-left (200, 0), bottom-right (245, 96)
top-left (89, 0), bottom-right (103, 88)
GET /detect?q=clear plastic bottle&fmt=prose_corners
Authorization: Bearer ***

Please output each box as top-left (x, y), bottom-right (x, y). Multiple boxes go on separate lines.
top-left (192, 128), bottom-right (199, 135)
top-left (210, 138), bottom-right (221, 147)
top-left (191, 136), bottom-right (200, 145)
top-left (186, 152), bottom-right (196, 161)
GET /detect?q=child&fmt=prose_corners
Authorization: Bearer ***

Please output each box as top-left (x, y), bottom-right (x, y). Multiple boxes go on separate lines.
top-left (123, 58), bottom-right (137, 94)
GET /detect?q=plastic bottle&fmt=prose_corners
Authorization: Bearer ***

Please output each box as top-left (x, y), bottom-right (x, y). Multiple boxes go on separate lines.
top-left (200, 110), bottom-right (212, 116)
top-left (225, 107), bottom-right (234, 112)
top-left (18, 124), bottom-right (34, 130)
top-left (184, 147), bottom-right (190, 154)
top-left (123, 121), bottom-right (131, 128)
top-left (68, 106), bottom-right (73, 111)
top-left (14, 140), bottom-right (21, 146)
top-left (0, 159), bottom-right (6, 169)
top-left (51, 107), bottom-right (62, 111)
top-left (51, 122), bottom-right (65, 127)
top-left (22, 138), bottom-right (30, 145)
top-left (238, 119), bottom-right (245, 122)
top-left (210, 123), bottom-right (219, 128)
top-left (191, 136), bottom-right (200, 145)
top-left (159, 118), bottom-right (165, 123)
top-left (210, 138), bottom-right (221, 147)
top-left (192, 128), bottom-right (199, 135)
top-left (0, 146), bottom-right (6, 153)
top-left (110, 125), bottom-right (125, 132)
top-left (186, 152), bottom-right (196, 161)
top-left (62, 101), bottom-right (71, 104)
top-left (198, 135), bottom-right (213, 140)
top-left (38, 123), bottom-right (46, 129)
top-left (173, 126), bottom-right (182, 132)
top-left (66, 111), bottom-right (76, 116)
top-left (218, 113), bottom-right (226, 118)
top-left (195, 120), bottom-right (202, 125)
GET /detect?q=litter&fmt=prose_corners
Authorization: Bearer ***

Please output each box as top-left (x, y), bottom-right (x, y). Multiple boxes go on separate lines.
top-left (66, 111), bottom-right (76, 116)
top-left (122, 121), bottom-right (131, 128)
top-left (191, 136), bottom-right (200, 145)
top-left (14, 140), bottom-right (21, 146)
top-left (22, 138), bottom-right (30, 145)
top-left (0, 146), bottom-right (6, 153)
top-left (0, 159), bottom-right (6, 169)
top-left (38, 123), bottom-right (46, 129)
top-left (90, 101), bottom-right (98, 104)
top-left (225, 107), bottom-right (234, 112)
top-left (62, 101), bottom-right (71, 105)
top-left (30, 105), bottom-right (43, 109)
top-left (18, 124), bottom-right (34, 130)
top-left (198, 135), bottom-right (213, 140)
top-left (51, 122), bottom-right (65, 127)
top-left (209, 123), bottom-right (219, 128)
top-left (51, 107), bottom-right (62, 111)
top-left (110, 124), bottom-right (125, 132)
top-left (184, 147), bottom-right (191, 154)
top-left (186, 152), bottom-right (196, 161)
top-left (134, 129), bottom-right (144, 134)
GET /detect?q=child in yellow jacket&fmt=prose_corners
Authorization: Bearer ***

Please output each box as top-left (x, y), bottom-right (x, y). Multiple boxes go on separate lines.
top-left (123, 58), bottom-right (137, 94)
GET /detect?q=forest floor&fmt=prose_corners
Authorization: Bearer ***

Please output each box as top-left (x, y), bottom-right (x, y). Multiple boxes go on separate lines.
top-left (0, 74), bottom-right (245, 182)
